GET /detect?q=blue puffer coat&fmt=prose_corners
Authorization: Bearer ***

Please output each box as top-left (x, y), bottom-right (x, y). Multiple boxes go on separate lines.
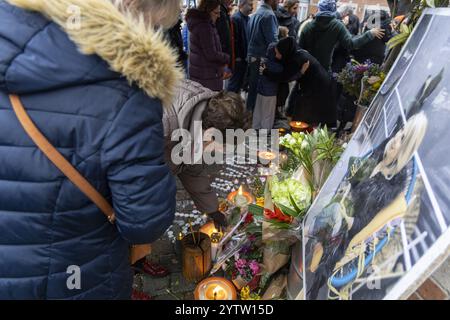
top-left (0, 0), bottom-right (182, 299)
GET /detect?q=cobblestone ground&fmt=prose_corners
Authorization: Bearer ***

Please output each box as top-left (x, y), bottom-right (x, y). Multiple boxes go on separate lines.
top-left (133, 159), bottom-right (258, 300)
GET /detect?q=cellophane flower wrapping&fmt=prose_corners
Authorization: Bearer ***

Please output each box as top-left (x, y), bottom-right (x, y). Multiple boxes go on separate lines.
top-left (336, 59), bottom-right (385, 107)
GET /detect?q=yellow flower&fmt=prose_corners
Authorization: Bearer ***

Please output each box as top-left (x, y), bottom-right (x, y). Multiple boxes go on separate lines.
top-left (256, 197), bottom-right (265, 207)
top-left (240, 286), bottom-right (250, 300)
top-left (372, 82), bottom-right (381, 90)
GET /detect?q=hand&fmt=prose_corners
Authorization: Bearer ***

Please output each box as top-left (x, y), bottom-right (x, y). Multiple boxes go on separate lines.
top-left (223, 71), bottom-right (232, 80)
top-left (370, 28), bottom-right (385, 39)
top-left (343, 16), bottom-right (349, 26)
top-left (301, 60), bottom-right (310, 75)
top-left (208, 211), bottom-right (228, 230)
top-left (259, 63), bottom-right (266, 75)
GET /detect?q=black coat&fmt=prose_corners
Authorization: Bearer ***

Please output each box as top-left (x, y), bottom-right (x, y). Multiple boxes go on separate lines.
top-left (352, 17), bottom-right (393, 65)
top-left (331, 14), bottom-right (360, 73)
top-left (276, 6), bottom-right (301, 39)
top-left (216, 4), bottom-right (232, 65)
top-left (166, 18), bottom-right (188, 66)
top-left (287, 50), bottom-right (337, 125)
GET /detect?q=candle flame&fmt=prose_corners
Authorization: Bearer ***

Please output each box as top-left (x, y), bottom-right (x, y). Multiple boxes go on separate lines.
top-left (295, 122), bottom-right (302, 126)
top-left (213, 286), bottom-right (222, 295)
top-left (238, 185), bottom-right (243, 196)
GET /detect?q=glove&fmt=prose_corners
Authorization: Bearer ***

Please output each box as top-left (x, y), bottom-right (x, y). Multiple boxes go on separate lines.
top-left (208, 211), bottom-right (228, 230)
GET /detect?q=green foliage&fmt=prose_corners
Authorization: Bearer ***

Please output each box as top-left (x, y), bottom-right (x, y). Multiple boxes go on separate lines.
top-left (248, 204), bottom-right (264, 217)
top-left (279, 127), bottom-right (344, 194)
top-left (388, 24), bottom-right (412, 49)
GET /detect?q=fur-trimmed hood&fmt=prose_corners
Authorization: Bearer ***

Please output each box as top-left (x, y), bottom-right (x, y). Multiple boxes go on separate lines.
top-left (6, 0), bottom-right (183, 106)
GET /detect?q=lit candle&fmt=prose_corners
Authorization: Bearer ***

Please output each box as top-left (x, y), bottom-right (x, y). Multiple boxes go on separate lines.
top-left (257, 151), bottom-right (277, 161)
top-left (234, 186), bottom-right (249, 207)
top-left (174, 232), bottom-right (183, 258)
top-left (200, 221), bottom-right (218, 238)
top-left (209, 285), bottom-right (226, 300)
top-left (289, 121), bottom-right (310, 132)
top-left (194, 277), bottom-right (237, 300)
top-left (210, 232), bottom-right (222, 262)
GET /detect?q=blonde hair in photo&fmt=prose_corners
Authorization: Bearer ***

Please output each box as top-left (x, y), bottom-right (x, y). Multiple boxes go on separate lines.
top-left (371, 112), bottom-right (428, 180)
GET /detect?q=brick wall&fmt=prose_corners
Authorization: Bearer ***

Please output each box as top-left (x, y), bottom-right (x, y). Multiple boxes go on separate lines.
top-left (409, 258), bottom-right (450, 300)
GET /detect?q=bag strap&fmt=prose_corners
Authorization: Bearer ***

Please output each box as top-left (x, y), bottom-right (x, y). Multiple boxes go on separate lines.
top-left (9, 95), bottom-right (116, 224)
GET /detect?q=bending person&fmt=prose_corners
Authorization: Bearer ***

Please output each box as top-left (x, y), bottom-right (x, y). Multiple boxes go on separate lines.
top-left (164, 80), bottom-right (251, 228)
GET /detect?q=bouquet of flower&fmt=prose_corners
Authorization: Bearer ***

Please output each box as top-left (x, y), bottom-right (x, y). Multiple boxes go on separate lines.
top-left (269, 176), bottom-right (311, 221)
top-left (235, 259), bottom-right (261, 283)
top-left (279, 128), bottom-right (343, 194)
top-left (336, 59), bottom-right (385, 107)
top-left (280, 132), bottom-right (314, 189)
top-left (279, 132), bottom-right (308, 160)
top-left (224, 235), bottom-right (263, 291)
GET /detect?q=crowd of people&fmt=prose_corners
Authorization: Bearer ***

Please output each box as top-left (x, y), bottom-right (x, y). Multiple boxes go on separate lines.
top-left (0, 0), bottom-right (396, 300)
top-left (167, 0), bottom-right (393, 131)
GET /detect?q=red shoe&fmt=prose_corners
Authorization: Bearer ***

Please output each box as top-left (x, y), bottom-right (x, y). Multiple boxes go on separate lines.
top-left (142, 261), bottom-right (169, 278)
top-left (131, 289), bottom-right (153, 300)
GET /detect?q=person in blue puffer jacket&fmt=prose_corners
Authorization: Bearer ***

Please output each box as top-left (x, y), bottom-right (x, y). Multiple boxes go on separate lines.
top-left (0, 0), bottom-right (183, 299)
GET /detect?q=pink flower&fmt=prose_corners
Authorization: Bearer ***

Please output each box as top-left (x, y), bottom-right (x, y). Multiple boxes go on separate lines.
top-left (235, 259), bottom-right (247, 272)
top-left (249, 260), bottom-right (260, 275)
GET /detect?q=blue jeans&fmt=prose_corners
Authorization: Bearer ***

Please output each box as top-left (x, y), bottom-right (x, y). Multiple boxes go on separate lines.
top-left (227, 60), bottom-right (247, 93)
top-left (246, 57), bottom-right (261, 112)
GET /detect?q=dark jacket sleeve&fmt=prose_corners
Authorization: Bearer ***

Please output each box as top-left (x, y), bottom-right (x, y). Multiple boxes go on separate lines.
top-left (231, 15), bottom-right (245, 60)
top-left (337, 22), bottom-right (374, 51)
top-left (102, 92), bottom-right (176, 244)
top-left (178, 164), bottom-right (219, 214)
top-left (216, 5), bottom-right (232, 59)
top-left (199, 23), bottom-right (230, 65)
top-left (298, 23), bottom-right (310, 49)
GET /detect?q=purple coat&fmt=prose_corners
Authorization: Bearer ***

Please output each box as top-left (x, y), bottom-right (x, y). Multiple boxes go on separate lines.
top-left (186, 9), bottom-right (230, 91)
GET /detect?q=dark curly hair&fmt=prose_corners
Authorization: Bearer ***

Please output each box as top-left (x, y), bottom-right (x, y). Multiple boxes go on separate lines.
top-left (202, 91), bottom-right (252, 135)
top-left (198, 0), bottom-right (222, 13)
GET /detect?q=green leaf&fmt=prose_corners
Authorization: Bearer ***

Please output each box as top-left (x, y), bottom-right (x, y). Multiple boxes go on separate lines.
top-left (265, 220), bottom-right (292, 229)
top-left (387, 32), bottom-right (409, 49)
top-left (288, 192), bottom-right (303, 214)
top-left (400, 22), bottom-right (410, 34)
top-left (426, 0), bottom-right (436, 7)
top-left (245, 224), bottom-right (263, 235)
top-left (275, 202), bottom-right (299, 217)
top-left (248, 204), bottom-right (264, 216)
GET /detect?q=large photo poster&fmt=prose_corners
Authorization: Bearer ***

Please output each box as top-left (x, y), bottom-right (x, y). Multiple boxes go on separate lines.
top-left (296, 8), bottom-right (450, 300)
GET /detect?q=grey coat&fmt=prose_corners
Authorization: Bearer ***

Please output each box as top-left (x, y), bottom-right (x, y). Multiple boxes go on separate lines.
top-left (163, 80), bottom-right (219, 213)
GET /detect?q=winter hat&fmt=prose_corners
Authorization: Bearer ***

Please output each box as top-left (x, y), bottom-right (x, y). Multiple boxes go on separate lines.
top-left (276, 36), bottom-right (296, 60)
top-left (318, 0), bottom-right (337, 12)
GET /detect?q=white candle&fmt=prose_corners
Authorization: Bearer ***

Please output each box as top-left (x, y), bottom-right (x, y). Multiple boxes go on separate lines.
top-left (210, 232), bottom-right (222, 262)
